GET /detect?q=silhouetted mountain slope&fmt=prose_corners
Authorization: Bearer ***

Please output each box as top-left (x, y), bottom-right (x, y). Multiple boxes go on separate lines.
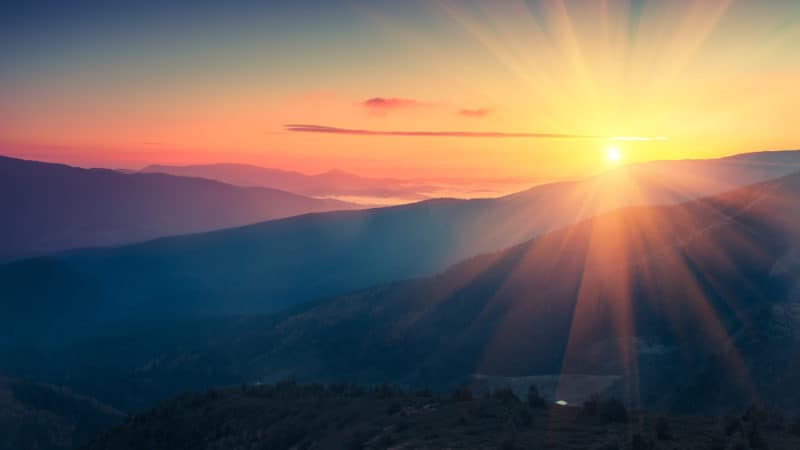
top-left (81, 382), bottom-right (800, 450)
top-left (0, 376), bottom-right (124, 450)
top-left (2, 152), bottom-right (800, 341)
top-left (140, 163), bottom-right (430, 202)
top-left (0, 155), bottom-right (355, 261)
top-left (725, 149), bottom-right (800, 164)
top-left (9, 171), bottom-right (800, 413)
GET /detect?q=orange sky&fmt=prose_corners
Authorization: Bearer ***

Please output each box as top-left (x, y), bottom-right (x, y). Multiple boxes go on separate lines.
top-left (2, 0), bottom-right (799, 180)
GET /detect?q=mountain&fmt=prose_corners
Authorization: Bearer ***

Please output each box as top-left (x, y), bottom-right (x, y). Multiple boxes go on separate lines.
top-left (3, 151), bottom-right (799, 328)
top-left (6, 169), bottom-right (800, 414)
top-left (204, 170), bottom-right (798, 412)
top-left (0, 376), bottom-right (124, 450)
top-left (81, 382), bottom-right (800, 450)
top-left (0, 152), bottom-right (798, 343)
top-left (140, 163), bottom-right (431, 204)
top-left (0, 155), bottom-right (356, 261)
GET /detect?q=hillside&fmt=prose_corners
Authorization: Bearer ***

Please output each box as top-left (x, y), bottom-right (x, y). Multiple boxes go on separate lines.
top-left (82, 382), bottom-right (800, 450)
top-left (7, 170), bottom-right (800, 414)
top-left (0, 376), bottom-right (124, 450)
top-left (202, 170), bottom-right (798, 411)
top-left (3, 151), bottom-right (799, 338)
top-left (0, 155), bottom-right (355, 261)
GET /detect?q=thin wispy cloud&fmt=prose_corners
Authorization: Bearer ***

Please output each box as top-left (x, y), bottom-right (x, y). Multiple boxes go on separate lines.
top-left (362, 97), bottom-right (432, 115)
top-left (459, 108), bottom-right (492, 118)
top-left (285, 124), bottom-right (599, 139)
top-left (612, 136), bottom-right (669, 142)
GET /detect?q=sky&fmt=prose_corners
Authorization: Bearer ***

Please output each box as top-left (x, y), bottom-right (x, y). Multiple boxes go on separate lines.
top-left (1, 0), bottom-right (799, 181)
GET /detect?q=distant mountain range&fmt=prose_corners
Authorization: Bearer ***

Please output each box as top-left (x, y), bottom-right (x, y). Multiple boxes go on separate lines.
top-left (140, 163), bottom-right (434, 204)
top-left (2, 151), bottom-right (799, 330)
top-left (0, 155), bottom-right (356, 261)
top-left (3, 153), bottom-right (800, 415)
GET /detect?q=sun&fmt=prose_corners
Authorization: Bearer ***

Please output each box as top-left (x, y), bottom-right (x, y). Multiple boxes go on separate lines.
top-left (605, 145), bottom-right (622, 165)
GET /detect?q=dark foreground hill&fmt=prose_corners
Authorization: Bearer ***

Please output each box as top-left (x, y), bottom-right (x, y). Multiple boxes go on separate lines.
top-left (83, 381), bottom-right (800, 450)
top-left (0, 155), bottom-right (354, 261)
top-left (0, 376), bottom-right (124, 450)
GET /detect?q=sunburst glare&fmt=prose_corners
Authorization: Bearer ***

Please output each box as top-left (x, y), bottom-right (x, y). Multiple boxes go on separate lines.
top-left (605, 145), bottom-right (622, 165)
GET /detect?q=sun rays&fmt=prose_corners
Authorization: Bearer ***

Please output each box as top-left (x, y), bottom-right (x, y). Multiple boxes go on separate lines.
top-left (458, 161), bottom-right (800, 417)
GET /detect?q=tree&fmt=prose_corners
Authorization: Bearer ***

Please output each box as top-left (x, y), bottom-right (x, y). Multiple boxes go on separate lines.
top-left (346, 431), bottom-right (364, 450)
top-left (655, 416), bottom-right (672, 441)
top-left (453, 386), bottom-right (473, 402)
top-left (374, 382), bottom-right (397, 399)
top-left (791, 416), bottom-right (800, 437)
top-left (500, 414), bottom-right (518, 449)
top-left (492, 387), bottom-right (519, 404)
top-left (631, 433), bottom-right (654, 450)
top-left (581, 393), bottom-right (600, 417)
top-left (747, 421), bottom-right (769, 450)
top-left (724, 415), bottom-right (743, 436)
top-left (512, 405), bottom-right (534, 428)
top-left (526, 385), bottom-right (547, 409)
top-left (599, 398), bottom-right (628, 423)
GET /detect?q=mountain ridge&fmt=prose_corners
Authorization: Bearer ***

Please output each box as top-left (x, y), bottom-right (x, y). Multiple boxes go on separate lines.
top-left (6, 169), bottom-right (800, 413)
top-left (4, 151), bottom-right (800, 342)
top-left (0, 155), bottom-right (356, 261)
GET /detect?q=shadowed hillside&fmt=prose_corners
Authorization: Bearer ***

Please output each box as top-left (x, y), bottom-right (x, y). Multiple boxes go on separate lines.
top-left (2, 152), bottom-right (799, 340)
top-left (7, 170), bottom-right (800, 414)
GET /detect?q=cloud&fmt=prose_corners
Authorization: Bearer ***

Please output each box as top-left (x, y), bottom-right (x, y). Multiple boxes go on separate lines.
top-left (459, 108), bottom-right (492, 118)
top-left (284, 124), bottom-right (600, 139)
top-left (612, 136), bottom-right (668, 141)
top-left (362, 97), bottom-right (430, 114)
